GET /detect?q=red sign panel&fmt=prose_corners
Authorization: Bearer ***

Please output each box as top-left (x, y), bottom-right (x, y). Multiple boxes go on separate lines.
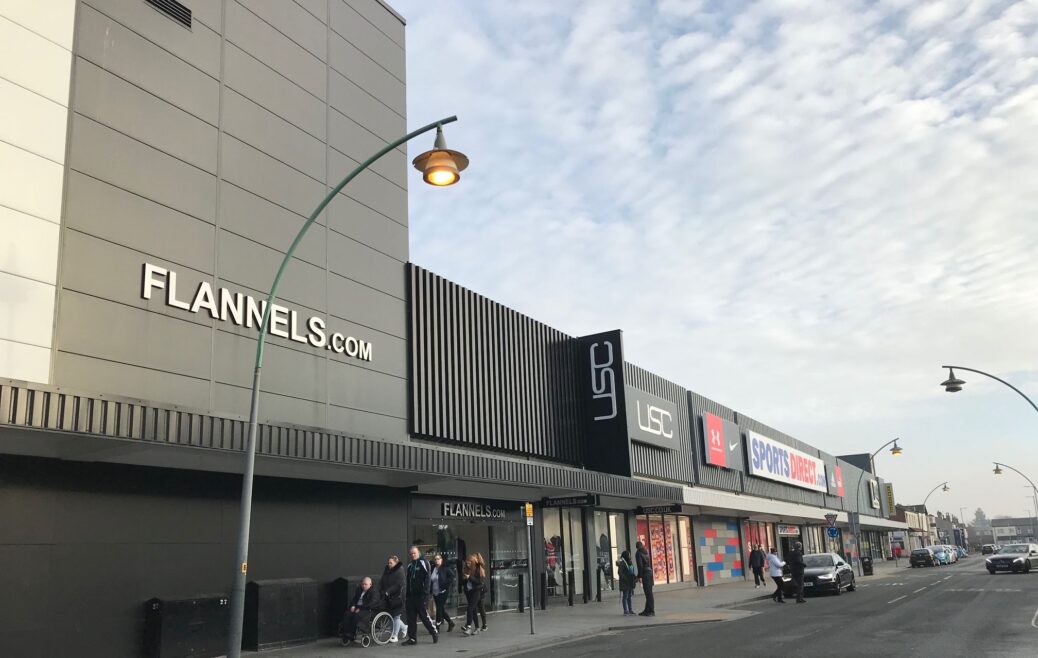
top-left (704, 413), bottom-right (727, 468)
top-left (835, 465), bottom-right (845, 497)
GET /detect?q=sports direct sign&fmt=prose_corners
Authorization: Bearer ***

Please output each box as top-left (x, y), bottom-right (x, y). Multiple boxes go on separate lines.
top-left (747, 431), bottom-right (828, 493)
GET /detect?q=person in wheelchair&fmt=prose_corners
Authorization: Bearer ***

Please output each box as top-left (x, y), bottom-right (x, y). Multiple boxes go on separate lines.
top-left (340, 577), bottom-right (377, 645)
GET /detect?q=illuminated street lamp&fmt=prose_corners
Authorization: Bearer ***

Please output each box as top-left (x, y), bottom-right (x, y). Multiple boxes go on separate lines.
top-left (226, 117), bottom-right (469, 658)
top-left (852, 438), bottom-right (904, 576)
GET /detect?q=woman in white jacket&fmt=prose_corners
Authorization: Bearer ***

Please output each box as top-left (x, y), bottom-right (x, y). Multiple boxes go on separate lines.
top-left (766, 547), bottom-right (787, 603)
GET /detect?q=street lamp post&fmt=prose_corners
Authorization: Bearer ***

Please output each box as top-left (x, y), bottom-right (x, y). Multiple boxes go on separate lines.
top-left (940, 366), bottom-right (1038, 413)
top-left (992, 462), bottom-right (1038, 544)
top-left (922, 481), bottom-right (950, 544)
top-left (852, 439), bottom-right (903, 576)
top-left (225, 116), bottom-right (468, 658)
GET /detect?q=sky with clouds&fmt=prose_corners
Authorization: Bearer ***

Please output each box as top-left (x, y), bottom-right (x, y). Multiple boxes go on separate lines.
top-left (393, 0), bottom-right (1038, 522)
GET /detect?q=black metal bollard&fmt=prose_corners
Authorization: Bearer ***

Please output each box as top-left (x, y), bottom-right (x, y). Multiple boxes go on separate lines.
top-left (568, 571), bottom-right (574, 606)
top-left (596, 569), bottom-right (602, 602)
top-left (518, 574), bottom-right (525, 613)
top-left (539, 573), bottom-right (547, 611)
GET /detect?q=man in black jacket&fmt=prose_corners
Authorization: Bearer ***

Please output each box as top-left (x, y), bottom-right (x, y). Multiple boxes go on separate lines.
top-left (635, 541), bottom-right (655, 616)
top-left (749, 544), bottom-right (767, 587)
top-left (404, 546), bottom-right (439, 645)
top-left (340, 577), bottom-right (376, 645)
top-left (789, 541), bottom-right (807, 603)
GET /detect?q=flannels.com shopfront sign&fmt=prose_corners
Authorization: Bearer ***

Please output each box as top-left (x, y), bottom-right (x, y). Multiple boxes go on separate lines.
top-left (747, 430), bottom-right (828, 493)
top-left (141, 263), bottom-right (373, 361)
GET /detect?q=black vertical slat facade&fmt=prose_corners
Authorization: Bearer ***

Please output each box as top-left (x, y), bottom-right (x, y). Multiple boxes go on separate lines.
top-left (407, 264), bottom-right (586, 464)
top-left (626, 363), bottom-right (696, 484)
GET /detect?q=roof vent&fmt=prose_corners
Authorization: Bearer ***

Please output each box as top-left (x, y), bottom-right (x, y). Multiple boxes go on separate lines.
top-left (145, 0), bottom-right (192, 29)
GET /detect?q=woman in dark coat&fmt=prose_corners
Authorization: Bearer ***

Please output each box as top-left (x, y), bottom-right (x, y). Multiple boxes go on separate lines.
top-left (459, 554), bottom-right (485, 635)
top-left (616, 550), bottom-right (636, 615)
top-left (380, 555), bottom-right (406, 643)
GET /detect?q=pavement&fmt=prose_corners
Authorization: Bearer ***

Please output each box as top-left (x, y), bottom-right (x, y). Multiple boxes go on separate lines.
top-left (263, 558), bottom-right (913, 657)
top-left (507, 555), bottom-right (1038, 657)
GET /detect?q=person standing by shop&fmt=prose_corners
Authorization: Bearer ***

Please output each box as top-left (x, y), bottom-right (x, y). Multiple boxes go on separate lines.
top-left (767, 547), bottom-right (786, 603)
top-left (460, 554), bottom-right (485, 636)
top-left (430, 554), bottom-right (455, 633)
top-left (749, 544), bottom-right (767, 588)
top-left (380, 555), bottom-right (406, 642)
top-left (635, 541), bottom-right (655, 616)
top-left (616, 550), bottom-right (636, 615)
top-left (404, 546), bottom-right (439, 645)
top-left (789, 541), bottom-right (807, 604)
top-left (473, 552), bottom-right (489, 633)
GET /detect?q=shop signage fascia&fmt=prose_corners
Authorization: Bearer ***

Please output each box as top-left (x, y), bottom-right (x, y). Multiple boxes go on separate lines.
top-left (700, 413), bottom-right (744, 470)
top-left (746, 430), bottom-right (828, 493)
top-left (625, 387), bottom-right (678, 450)
top-left (868, 479), bottom-right (881, 509)
top-left (542, 494), bottom-right (600, 508)
top-left (577, 330), bottom-right (632, 477)
top-left (636, 504), bottom-right (683, 515)
top-left (411, 496), bottom-right (520, 522)
top-left (140, 263), bottom-right (373, 361)
top-left (777, 524), bottom-right (800, 536)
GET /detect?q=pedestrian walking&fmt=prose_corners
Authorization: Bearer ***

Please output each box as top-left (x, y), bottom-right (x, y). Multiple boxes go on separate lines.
top-left (430, 553), bottom-right (456, 632)
top-left (789, 541), bottom-right (807, 603)
top-left (767, 547), bottom-right (786, 603)
top-left (635, 541), bottom-right (655, 616)
top-left (616, 550), bottom-right (636, 615)
top-left (749, 544), bottom-right (767, 588)
top-left (380, 555), bottom-right (406, 642)
top-left (339, 577), bottom-right (376, 645)
top-left (474, 553), bottom-right (488, 632)
top-left (460, 554), bottom-right (485, 635)
top-left (404, 546), bottom-right (439, 645)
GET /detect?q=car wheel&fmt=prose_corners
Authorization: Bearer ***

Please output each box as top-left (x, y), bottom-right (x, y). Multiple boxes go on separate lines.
top-left (847, 578), bottom-right (856, 592)
top-left (1024, 562), bottom-right (1031, 574)
top-left (833, 577), bottom-right (841, 595)
top-left (988, 569), bottom-right (996, 575)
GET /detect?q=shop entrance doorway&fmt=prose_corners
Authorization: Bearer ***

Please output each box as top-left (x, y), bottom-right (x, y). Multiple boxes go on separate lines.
top-left (542, 507), bottom-right (585, 601)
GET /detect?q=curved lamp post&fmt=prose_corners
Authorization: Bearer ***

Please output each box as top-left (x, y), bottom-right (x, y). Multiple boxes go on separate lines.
top-left (226, 116), bottom-right (468, 658)
top-left (852, 438), bottom-right (903, 575)
top-left (993, 462), bottom-right (1038, 543)
top-left (921, 481), bottom-right (950, 544)
top-left (940, 366), bottom-right (1038, 413)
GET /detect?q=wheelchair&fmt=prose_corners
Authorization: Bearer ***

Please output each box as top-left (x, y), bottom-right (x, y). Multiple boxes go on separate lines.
top-left (340, 610), bottom-right (395, 648)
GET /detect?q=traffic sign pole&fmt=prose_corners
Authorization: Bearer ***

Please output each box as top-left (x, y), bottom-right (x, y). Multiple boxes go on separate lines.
top-left (524, 503), bottom-right (536, 635)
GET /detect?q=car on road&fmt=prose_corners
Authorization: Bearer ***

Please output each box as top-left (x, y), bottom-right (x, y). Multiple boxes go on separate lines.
top-left (985, 543), bottom-right (1038, 574)
top-left (943, 545), bottom-right (958, 563)
top-left (929, 546), bottom-right (951, 565)
top-left (956, 546), bottom-right (968, 558)
top-left (910, 548), bottom-right (937, 567)
top-left (783, 552), bottom-right (856, 596)
top-left (981, 544), bottom-right (997, 555)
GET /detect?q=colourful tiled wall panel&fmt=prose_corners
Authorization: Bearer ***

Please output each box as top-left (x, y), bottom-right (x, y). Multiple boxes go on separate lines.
top-left (696, 517), bottom-right (743, 583)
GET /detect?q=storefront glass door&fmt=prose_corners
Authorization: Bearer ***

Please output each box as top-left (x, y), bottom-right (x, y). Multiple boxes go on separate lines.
top-left (543, 507), bottom-right (585, 600)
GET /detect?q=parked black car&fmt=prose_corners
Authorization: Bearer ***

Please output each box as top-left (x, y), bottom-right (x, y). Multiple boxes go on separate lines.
top-left (986, 543), bottom-right (1038, 574)
top-left (981, 544), bottom-right (998, 555)
top-left (910, 548), bottom-right (936, 567)
top-left (782, 553), bottom-right (856, 596)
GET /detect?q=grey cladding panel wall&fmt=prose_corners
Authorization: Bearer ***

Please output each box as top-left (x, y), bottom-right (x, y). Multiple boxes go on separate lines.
top-left (627, 363), bottom-right (695, 484)
top-left (408, 265), bottom-right (585, 464)
top-left (687, 391), bottom-right (742, 492)
top-left (53, 0), bottom-right (411, 438)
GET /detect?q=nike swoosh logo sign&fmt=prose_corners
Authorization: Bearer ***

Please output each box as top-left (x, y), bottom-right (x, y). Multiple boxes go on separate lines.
top-left (729, 442), bottom-right (738, 451)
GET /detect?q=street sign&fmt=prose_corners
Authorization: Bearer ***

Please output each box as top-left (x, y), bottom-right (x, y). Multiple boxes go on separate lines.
top-left (828, 527), bottom-right (840, 538)
top-left (825, 513), bottom-right (838, 528)
top-left (524, 502), bottom-right (534, 517)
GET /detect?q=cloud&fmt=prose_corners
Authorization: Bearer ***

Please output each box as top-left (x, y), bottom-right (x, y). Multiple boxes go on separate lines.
top-left (394, 0), bottom-right (1038, 513)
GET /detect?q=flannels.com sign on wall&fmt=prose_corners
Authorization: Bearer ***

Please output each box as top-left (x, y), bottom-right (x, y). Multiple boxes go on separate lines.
top-left (140, 263), bottom-right (373, 361)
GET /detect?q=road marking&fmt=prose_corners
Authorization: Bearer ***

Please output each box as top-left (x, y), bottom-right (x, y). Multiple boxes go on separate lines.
top-left (1032, 605), bottom-right (1038, 629)
top-left (944, 576), bottom-right (952, 580)
top-left (888, 595), bottom-right (907, 604)
top-left (932, 581), bottom-right (942, 585)
top-left (913, 587), bottom-right (927, 593)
